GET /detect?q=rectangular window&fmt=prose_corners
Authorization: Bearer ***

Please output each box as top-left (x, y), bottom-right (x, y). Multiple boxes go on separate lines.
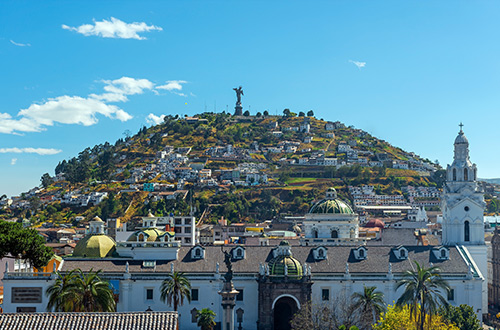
top-left (175, 218), bottom-right (182, 225)
top-left (322, 289), bottom-right (330, 301)
top-left (185, 227), bottom-right (192, 234)
top-left (236, 289), bottom-right (244, 301)
top-left (192, 288), bottom-right (199, 301)
top-left (447, 288), bottom-right (454, 301)
top-left (174, 227), bottom-right (181, 233)
top-left (146, 289), bottom-right (154, 300)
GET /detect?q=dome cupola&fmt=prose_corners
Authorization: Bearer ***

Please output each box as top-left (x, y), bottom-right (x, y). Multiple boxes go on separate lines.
top-left (309, 188), bottom-right (354, 214)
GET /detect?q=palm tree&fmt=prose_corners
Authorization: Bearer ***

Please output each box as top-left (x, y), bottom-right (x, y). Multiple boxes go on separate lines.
top-left (45, 268), bottom-right (115, 312)
top-left (160, 271), bottom-right (191, 311)
top-left (70, 269), bottom-right (116, 312)
top-left (396, 261), bottom-right (450, 330)
top-left (351, 285), bottom-right (386, 326)
top-left (196, 308), bottom-right (216, 330)
top-left (46, 270), bottom-right (77, 311)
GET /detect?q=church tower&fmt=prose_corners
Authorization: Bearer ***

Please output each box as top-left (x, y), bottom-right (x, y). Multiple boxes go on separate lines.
top-left (441, 124), bottom-right (487, 314)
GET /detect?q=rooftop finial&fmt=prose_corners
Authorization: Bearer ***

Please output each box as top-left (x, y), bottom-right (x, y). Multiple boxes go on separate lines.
top-left (459, 122), bottom-right (464, 133)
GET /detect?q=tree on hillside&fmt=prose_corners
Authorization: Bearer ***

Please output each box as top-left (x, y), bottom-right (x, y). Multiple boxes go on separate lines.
top-left (263, 110), bottom-right (269, 116)
top-left (307, 110), bottom-right (314, 116)
top-left (396, 261), bottom-right (450, 330)
top-left (243, 110), bottom-right (250, 116)
top-left (160, 271), bottom-right (191, 311)
top-left (0, 220), bottom-right (53, 269)
top-left (256, 112), bottom-right (262, 117)
top-left (41, 173), bottom-right (54, 188)
top-left (299, 111), bottom-right (305, 117)
top-left (283, 108), bottom-right (291, 117)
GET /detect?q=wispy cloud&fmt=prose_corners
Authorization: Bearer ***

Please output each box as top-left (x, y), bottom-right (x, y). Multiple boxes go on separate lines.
top-left (146, 113), bottom-right (166, 125)
top-left (156, 80), bottom-right (188, 96)
top-left (10, 40), bottom-right (31, 47)
top-left (11, 158), bottom-right (17, 165)
top-left (349, 60), bottom-right (366, 69)
top-left (0, 148), bottom-right (62, 155)
top-left (62, 17), bottom-right (162, 40)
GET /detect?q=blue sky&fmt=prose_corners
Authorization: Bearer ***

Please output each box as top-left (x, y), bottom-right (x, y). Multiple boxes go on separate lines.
top-left (1, 1), bottom-right (499, 197)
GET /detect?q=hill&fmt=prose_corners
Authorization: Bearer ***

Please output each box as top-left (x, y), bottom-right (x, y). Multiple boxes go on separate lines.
top-left (0, 112), bottom-right (445, 226)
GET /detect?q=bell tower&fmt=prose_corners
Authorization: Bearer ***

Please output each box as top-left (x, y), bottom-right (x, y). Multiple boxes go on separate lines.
top-left (441, 123), bottom-right (487, 315)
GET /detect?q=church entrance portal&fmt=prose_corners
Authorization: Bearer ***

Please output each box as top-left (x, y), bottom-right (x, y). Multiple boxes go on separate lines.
top-left (273, 296), bottom-right (298, 330)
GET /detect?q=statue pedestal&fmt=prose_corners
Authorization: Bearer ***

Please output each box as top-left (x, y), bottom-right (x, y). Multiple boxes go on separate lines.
top-left (234, 104), bottom-right (243, 116)
top-left (218, 281), bottom-right (239, 330)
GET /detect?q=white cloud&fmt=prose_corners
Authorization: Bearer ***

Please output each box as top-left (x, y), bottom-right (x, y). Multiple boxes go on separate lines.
top-left (11, 158), bottom-right (17, 165)
top-left (349, 60), bottom-right (366, 69)
top-left (10, 40), bottom-right (31, 47)
top-left (18, 95), bottom-right (132, 128)
top-left (0, 148), bottom-right (62, 155)
top-left (156, 80), bottom-right (187, 92)
top-left (146, 113), bottom-right (166, 125)
top-left (62, 17), bottom-right (162, 40)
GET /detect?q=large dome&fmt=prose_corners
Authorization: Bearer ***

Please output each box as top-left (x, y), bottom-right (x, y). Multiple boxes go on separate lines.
top-left (73, 234), bottom-right (116, 258)
top-left (309, 187), bottom-right (354, 214)
top-left (309, 199), bottom-right (354, 214)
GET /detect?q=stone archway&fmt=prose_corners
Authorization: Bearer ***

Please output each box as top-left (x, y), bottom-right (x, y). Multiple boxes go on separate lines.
top-left (273, 296), bottom-right (299, 330)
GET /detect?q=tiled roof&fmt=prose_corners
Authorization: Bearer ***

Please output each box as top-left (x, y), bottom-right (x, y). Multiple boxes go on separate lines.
top-left (0, 312), bottom-right (177, 330)
top-left (61, 245), bottom-right (469, 276)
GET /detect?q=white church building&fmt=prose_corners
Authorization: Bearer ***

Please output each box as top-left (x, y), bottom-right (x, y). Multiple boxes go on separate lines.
top-left (2, 126), bottom-right (488, 329)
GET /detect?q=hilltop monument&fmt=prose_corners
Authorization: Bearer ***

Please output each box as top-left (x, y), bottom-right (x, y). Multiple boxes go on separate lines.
top-left (233, 86), bottom-right (243, 116)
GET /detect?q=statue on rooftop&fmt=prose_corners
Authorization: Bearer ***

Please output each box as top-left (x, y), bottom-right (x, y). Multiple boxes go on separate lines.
top-left (222, 247), bottom-right (233, 282)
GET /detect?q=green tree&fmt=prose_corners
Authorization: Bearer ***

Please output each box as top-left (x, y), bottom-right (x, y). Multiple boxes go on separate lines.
top-left (307, 110), bottom-right (314, 116)
top-left (46, 269), bottom-right (116, 312)
top-left (283, 108), bottom-right (291, 117)
top-left (196, 308), bottom-right (217, 330)
top-left (351, 285), bottom-right (386, 326)
top-left (263, 110), bottom-right (269, 116)
top-left (299, 111), bottom-right (305, 117)
top-left (396, 261), bottom-right (450, 330)
top-left (160, 271), bottom-right (191, 311)
top-left (243, 110), bottom-right (250, 116)
top-left (41, 173), bottom-right (53, 188)
top-left (0, 220), bottom-right (53, 269)
top-left (438, 304), bottom-right (481, 330)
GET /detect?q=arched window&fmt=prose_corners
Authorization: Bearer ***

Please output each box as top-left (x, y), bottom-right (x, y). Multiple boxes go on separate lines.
top-left (331, 230), bottom-right (338, 239)
top-left (400, 249), bottom-right (406, 258)
top-left (359, 249), bottom-right (365, 258)
top-left (453, 168), bottom-right (457, 181)
top-left (313, 228), bottom-right (318, 238)
top-left (464, 221), bottom-right (470, 242)
top-left (464, 168), bottom-right (468, 181)
top-left (474, 169), bottom-right (477, 180)
top-left (195, 249), bottom-right (201, 257)
top-left (138, 233), bottom-right (145, 241)
top-left (441, 249), bottom-right (446, 258)
top-left (318, 249), bottom-right (324, 258)
top-left (237, 249), bottom-right (243, 257)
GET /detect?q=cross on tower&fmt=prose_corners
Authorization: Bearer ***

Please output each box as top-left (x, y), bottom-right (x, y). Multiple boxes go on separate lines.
top-left (459, 122), bottom-right (464, 132)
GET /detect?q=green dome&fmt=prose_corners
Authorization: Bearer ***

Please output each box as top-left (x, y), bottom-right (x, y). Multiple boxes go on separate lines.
top-left (127, 228), bottom-right (172, 242)
top-left (309, 198), bottom-right (354, 214)
top-left (269, 255), bottom-right (303, 278)
top-left (73, 234), bottom-right (116, 258)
